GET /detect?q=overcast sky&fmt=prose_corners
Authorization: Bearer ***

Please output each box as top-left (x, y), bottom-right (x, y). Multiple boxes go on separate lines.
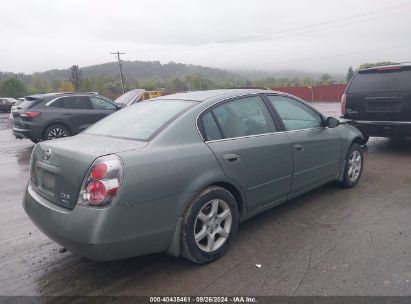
top-left (1, 0), bottom-right (411, 74)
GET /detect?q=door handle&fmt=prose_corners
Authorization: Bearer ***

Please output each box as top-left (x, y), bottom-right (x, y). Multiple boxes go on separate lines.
top-left (223, 153), bottom-right (240, 162)
top-left (294, 144), bottom-right (304, 151)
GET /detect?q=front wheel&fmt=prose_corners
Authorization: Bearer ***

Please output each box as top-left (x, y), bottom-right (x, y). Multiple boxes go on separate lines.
top-left (338, 143), bottom-right (364, 188)
top-left (44, 124), bottom-right (70, 140)
top-left (180, 186), bottom-right (239, 264)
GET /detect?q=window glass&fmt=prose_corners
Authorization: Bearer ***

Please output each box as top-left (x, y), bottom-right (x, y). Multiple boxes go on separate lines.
top-left (202, 112), bottom-right (222, 141)
top-left (85, 100), bottom-right (192, 140)
top-left (67, 96), bottom-right (92, 109)
top-left (90, 97), bottom-right (116, 110)
top-left (268, 95), bottom-right (322, 131)
top-left (348, 70), bottom-right (411, 93)
top-left (49, 98), bottom-right (65, 108)
top-left (212, 96), bottom-right (276, 138)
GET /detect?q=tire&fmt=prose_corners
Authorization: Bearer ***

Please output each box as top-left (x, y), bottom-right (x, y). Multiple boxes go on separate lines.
top-left (30, 139), bottom-right (40, 144)
top-left (338, 143), bottom-right (364, 188)
top-left (180, 186), bottom-right (239, 264)
top-left (43, 124), bottom-right (70, 140)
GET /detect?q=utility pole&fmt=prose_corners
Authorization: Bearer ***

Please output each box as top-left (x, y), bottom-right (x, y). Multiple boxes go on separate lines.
top-left (110, 51), bottom-right (126, 94)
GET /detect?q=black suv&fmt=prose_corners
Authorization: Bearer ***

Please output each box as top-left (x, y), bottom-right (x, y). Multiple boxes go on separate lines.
top-left (12, 92), bottom-right (121, 143)
top-left (342, 64), bottom-right (411, 144)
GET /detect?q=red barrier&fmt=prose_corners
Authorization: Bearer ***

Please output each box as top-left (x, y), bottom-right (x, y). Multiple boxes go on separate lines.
top-left (271, 84), bottom-right (347, 102)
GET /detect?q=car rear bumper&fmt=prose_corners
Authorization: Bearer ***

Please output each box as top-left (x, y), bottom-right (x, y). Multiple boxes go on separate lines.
top-left (13, 127), bottom-right (36, 139)
top-left (23, 182), bottom-right (179, 261)
top-left (347, 120), bottom-right (411, 137)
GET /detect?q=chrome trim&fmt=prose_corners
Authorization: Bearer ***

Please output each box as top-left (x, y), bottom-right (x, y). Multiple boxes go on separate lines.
top-left (45, 94), bottom-right (113, 107)
top-left (45, 97), bottom-right (61, 106)
top-left (195, 91), bottom-right (326, 142)
top-left (205, 131), bottom-right (283, 143)
top-left (204, 127), bottom-right (325, 143)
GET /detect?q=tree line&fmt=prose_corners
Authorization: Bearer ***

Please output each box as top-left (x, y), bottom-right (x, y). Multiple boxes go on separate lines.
top-left (1, 62), bottom-right (394, 100)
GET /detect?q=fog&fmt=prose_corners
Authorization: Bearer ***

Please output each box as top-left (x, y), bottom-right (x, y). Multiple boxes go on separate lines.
top-left (1, 0), bottom-right (411, 74)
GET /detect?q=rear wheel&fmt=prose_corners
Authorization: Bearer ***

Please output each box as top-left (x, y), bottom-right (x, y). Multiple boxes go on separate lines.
top-left (44, 124), bottom-right (70, 140)
top-left (338, 143), bottom-right (363, 188)
top-left (180, 186), bottom-right (239, 264)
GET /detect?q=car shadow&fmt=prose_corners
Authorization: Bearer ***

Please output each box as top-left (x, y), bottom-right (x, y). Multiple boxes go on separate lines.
top-left (32, 181), bottom-right (341, 296)
top-left (364, 137), bottom-right (411, 156)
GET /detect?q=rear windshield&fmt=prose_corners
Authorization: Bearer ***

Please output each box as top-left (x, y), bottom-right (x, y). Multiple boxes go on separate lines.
top-left (18, 99), bottom-right (41, 109)
top-left (85, 100), bottom-right (193, 140)
top-left (348, 69), bottom-right (411, 93)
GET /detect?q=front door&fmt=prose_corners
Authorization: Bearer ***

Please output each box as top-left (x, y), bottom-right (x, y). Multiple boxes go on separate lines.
top-left (267, 95), bottom-right (341, 193)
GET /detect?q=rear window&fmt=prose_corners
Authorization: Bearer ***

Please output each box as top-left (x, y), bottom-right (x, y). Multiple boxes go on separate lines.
top-left (348, 69), bottom-right (411, 93)
top-left (85, 100), bottom-right (193, 140)
top-left (18, 99), bottom-right (41, 109)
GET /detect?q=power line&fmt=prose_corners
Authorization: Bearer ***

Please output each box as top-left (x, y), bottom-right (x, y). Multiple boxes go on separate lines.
top-left (125, 1), bottom-right (411, 55)
top-left (216, 1), bottom-right (411, 44)
top-left (110, 51), bottom-right (126, 94)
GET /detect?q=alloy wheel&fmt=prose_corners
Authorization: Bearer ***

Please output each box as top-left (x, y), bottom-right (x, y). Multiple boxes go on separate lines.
top-left (194, 199), bottom-right (232, 252)
top-left (47, 127), bottom-right (68, 140)
top-left (348, 150), bottom-right (362, 182)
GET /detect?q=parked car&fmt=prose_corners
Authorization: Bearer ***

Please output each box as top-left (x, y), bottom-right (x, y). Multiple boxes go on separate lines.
top-left (114, 89), bottom-right (146, 107)
top-left (12, 92), bottom-right (121, 143)
top-left (0, 98), bottom-right (14, 112)
top-left (10, 97), bottom-right (27, 118)
top-left (23, 89), bottom-right (364, 263)
top-left (342, 63), bottom-right (411, 144)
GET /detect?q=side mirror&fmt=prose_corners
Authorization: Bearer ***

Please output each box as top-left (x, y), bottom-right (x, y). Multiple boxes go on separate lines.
top-left (326, 117), bottom-right (340, 128)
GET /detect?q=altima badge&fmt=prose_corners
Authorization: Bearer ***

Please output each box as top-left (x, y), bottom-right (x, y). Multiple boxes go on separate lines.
top-left (45, 149), bottom-right (52, 160)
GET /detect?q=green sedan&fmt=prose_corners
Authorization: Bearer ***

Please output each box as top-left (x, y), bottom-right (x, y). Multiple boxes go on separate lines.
top-left (23, 89), bottom-right (364, 263)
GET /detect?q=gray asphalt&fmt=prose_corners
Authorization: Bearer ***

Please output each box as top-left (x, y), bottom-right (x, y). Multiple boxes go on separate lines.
top-left (0, 103), bottom-right (410, 296)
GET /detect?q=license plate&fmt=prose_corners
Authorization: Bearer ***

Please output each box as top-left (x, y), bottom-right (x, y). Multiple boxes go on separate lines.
top-left (42, 171), bottom-right (56, 193)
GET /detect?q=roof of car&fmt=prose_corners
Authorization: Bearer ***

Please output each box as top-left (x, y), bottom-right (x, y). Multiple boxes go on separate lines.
top-left (24, 92), bottom-right (101, 99)
top-left (152, 88), bottom-right (277, 102)
top-left (359, 62), bottom-right (411, 72)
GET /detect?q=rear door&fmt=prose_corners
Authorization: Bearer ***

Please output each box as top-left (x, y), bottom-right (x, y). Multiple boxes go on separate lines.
top-left (345, 67), bottom-right (411, 121)
top-left (201, 95), bottom-right (293, 210)
top-left (267, 95), bottom-right (341, 193)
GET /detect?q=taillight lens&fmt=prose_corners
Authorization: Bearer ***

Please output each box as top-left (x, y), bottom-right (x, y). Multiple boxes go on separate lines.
top-left (341, 93), bottom-right (347, 116)
top-left (91, 163), bottom-right (107, 180)
top-left (21, 111), bottom-right (41, 118)
top-left (78, 155), bottom-right (124, 207)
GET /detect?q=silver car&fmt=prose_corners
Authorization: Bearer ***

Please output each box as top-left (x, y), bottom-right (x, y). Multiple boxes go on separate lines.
top-left (23, 89), bottom-right (364, 263)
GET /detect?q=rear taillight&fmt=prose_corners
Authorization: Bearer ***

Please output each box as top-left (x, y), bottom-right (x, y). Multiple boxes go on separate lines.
top-left (77, 155), bottom-right (124, 207)
top-left (341, 93), bottom-right (347, 116)
top-left (21, 111), bottom-right (41, 118)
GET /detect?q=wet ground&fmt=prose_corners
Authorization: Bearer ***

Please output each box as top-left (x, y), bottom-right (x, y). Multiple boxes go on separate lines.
top-left (0, 103), bottom-right (410, 296)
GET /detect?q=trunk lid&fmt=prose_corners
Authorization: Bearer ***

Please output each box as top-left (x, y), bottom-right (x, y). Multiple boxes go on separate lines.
top-left (345, 67), bottom-right (411, 121)
top-left (31, 134), bottom-right (147, 209)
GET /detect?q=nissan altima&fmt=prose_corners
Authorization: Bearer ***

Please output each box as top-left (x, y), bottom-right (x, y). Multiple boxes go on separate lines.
top-left (23, 89), bottom-right (364, 263)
